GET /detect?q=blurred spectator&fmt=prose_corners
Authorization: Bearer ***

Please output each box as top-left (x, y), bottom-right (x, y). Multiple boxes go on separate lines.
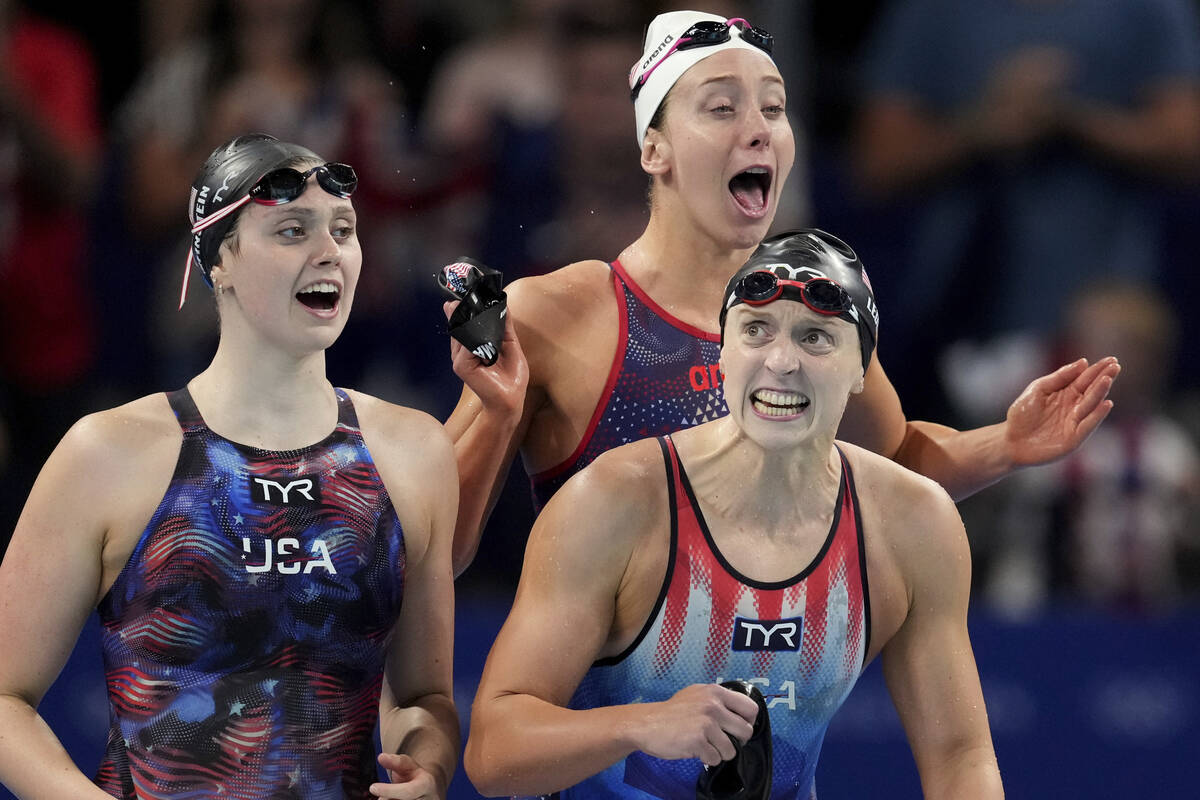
top-left (965, 282), bottom-right (1200, 616)
top-left (418, 0), bottom-right (573, 275)
top-left (523, 16), bottom-right (648, 267)
top-left (0, 0), bottom-right (102, 553)
top-left (418, 0), bottom-right (648, 274)
top-left (851, 0), bottom-right (1200, 417)
top-left (136, 0), bottom-right (211, 64)
top-left (370, 0), bottom-right (464, 126)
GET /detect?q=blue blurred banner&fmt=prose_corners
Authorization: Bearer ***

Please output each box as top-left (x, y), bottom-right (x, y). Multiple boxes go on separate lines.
top-left (10, 601), bottom-right (1197, 800)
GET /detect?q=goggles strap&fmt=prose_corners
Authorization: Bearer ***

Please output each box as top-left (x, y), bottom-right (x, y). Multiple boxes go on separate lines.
top-left (191, 195), bottom-right (252, 234)
top-left (179, 194), bottom-right (253, 308)
top-left (179, 250), bottom-right (194, 310)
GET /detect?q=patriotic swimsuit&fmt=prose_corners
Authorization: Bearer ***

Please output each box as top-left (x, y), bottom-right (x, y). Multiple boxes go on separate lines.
top-left (530, 260), bottom-right (725, 509)
top-left (95, 388), bottom-right (405, 799)
top-left (560, 436), bottom-right (870, 799)
top-left (525, 263), bottom-right (869, 797)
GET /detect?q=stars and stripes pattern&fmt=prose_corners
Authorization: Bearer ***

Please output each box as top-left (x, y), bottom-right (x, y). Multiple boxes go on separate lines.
top-left (442, 262), bottom-right (476, 295)
top-left (95, 388), bottom-right (405, 799)
top-left (561, 436), bottom-right (869, 800)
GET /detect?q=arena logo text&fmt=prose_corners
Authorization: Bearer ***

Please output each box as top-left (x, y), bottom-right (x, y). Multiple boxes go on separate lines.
top-left (689, 363), bottom-right (722, 391)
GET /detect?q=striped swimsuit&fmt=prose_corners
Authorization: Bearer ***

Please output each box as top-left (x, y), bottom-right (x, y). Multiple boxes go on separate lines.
top-left (95, 388), bottom-right (405, 799)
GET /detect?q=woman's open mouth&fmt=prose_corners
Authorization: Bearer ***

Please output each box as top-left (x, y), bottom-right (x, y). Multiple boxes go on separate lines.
top-left (296, 281), bottom-right (340, 312)
top-left (729, 167), bottom-right (772, 215)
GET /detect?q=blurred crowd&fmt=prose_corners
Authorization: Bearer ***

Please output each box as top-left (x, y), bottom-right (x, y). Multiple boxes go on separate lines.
top-left (1, 0), bottom-right (1198, 615)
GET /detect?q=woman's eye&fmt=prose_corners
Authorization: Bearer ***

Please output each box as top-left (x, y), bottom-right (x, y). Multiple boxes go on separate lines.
top-left (279, 226), bottom-right (305, 238)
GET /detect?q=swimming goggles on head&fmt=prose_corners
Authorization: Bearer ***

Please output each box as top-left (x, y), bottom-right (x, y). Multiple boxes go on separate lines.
top-left (732, 271), bottom-right (853, 316)
top-left (246, 163), bottom-right (358, 205)
top-left (631, 18), bottom-right (774, 102)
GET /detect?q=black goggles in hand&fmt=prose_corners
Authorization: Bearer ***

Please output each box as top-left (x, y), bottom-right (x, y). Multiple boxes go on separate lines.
top-left (247, 162), bottom-right (358, 205)
top-left (631, 18), bottom-right (774, 102)
top-left (733, 270), bottom-right (853, 315)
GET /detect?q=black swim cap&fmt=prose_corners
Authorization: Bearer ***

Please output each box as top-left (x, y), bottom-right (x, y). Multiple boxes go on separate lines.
top-left (720, 229), bottom-right (879, 371)
top-left (187, 133), bottom-right (323, 287)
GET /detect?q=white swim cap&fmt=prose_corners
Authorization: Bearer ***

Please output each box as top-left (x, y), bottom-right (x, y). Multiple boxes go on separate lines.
top-left (630, 10), bottom-right (776, 148)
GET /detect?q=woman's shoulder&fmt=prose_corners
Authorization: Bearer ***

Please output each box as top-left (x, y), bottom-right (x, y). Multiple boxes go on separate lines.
top-left (506, 259), bottom-right (619, 369)
top-left (836, 439), bottom-right (965, 558)
top-left (552, 437), bottom-right (669, 519)
top-left (64, 393), bottom-right (181, 460)
top-left (31, 393), bottom-right (183, 517)
top-left (838, 440), bottom-right (953, 505)
top-left (506, 259), bottom-right (616, 319)
top-left (340, 391), bottom-right (454, 469)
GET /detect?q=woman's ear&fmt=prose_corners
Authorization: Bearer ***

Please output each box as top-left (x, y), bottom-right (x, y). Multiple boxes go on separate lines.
top-left (640, 127), bottom-right (672, 177)
top-left (209, 257), bottom-right (230, 294)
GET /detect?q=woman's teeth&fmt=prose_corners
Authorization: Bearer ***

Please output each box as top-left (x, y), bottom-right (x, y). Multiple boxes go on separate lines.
top-left (751, 389), bottom-right (808, 416)
top-left (296, 282), bottom-right (339, 310)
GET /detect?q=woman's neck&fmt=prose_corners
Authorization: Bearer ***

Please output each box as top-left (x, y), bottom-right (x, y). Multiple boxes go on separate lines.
top-left (618, 212), bottom-right (756, 329)
top-left (188, 335), bottom-right (336, 451)
top-left (679, 419), bottom-right (842, 531)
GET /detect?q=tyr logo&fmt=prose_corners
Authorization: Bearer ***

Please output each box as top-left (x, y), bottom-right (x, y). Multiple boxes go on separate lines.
top-left (732, 616), bottom-right (804, 652)
top-left (764, 262), bottom-right (830, 284)
top-left (250, 476), bottom-right (320, 506)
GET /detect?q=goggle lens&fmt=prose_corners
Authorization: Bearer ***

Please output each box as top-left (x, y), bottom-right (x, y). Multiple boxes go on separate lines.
top-left (738, 270), bottom-right (780, 302)
top-left (803, 278), bottom-right (849, 312)
top-left (733, 21), bottom-right (773, 54)
top-left (248, 162), bottom-right (358, 204)
top-left (675, 21), bottom-right (731, 50)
